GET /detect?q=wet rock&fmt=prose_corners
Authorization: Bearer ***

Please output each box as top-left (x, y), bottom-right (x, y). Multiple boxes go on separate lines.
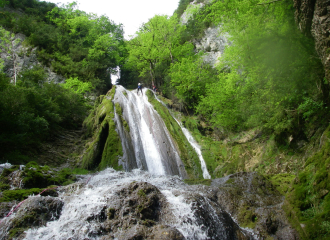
top-left (103, 182), bottom-right (165, 230)
top-left (90, 181), bottom-right (185, 239)
top-left (0, 202), bottom-right (17, 218)
top-left (0, 196), bottom-right (64, 239)
top-left (0, 163), bottom-right (12, 175)
top-left (147, 225), bottom-right (185, 240)
top-left (1, 171), bottom-right (292, 239)
top-left (212, 172), bottom-right (300, 239)
top-left (189, 193), bottom-right (252, 240)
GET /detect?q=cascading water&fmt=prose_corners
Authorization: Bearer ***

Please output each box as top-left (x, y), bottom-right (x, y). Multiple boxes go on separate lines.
top-left (18, 169), bottom-right (254, 240)
top-left (113, 86), bottom-right (187, 178)
top-left (0, 86), bottom-right (257, 240)
top-left (153, 93), bottom-right (211, 179)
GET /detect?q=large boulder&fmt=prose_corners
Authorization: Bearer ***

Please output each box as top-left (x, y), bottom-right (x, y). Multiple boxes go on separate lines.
top-left (212, 172), bottom-right (299, 239)
top-left (0, 196), bottom-right (64, 239)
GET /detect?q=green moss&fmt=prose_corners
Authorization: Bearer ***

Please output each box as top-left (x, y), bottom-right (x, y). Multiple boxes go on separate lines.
top-left (283, 126), bottom-right (330, 239)
top-left (146, 90), bottom-right (203, 179)
top-left (237, 205), bottom-right (258, 229)
top-left (107, 208), bottom-right (116, 219)
top-left (81, 86), bottom-right (123, 171)
top-left (98, 120), bottom-right (123, 171)
top-left (141, 219), bottom-right (155, 226)
top-left (115, 102), bottom-right (130, 133)
top-left (0, 182), bottom-right (10, 190)
top-left (72, 168), bottom-right (90, 175)
top-left (184, 179), bottom-right (212, 186)
top-left (0, 188), bottom-right (41, 202)
top-left (8, 228), bottom-right (25, 240)
top-left (22, 164), bottom-right (76, 188)
top-left (269, 173), bottom-right (295, 195)
top-left (137, 189), bottom-right (146, 197)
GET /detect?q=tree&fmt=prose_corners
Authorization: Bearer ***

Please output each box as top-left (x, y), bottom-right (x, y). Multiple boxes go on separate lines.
top-left (170, 54), bottom-right (217, 109)
top-left (127, 14), bottom-right (190, 87)
top-left (0, 0), bottom-right (8, 8)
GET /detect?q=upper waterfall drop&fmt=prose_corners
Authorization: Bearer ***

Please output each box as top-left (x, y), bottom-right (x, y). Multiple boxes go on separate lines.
top-left (113, 85), bottom-right (187, 178)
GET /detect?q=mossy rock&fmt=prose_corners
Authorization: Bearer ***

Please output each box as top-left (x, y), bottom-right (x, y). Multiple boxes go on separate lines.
top-left (283, 125), bottom-right (330, 239)
top-left (237, 205), bottom-right (258, 229)
top-left (81, 86), bottom-right (123, 171)
top-left (146, 90), bottom-right (203, 179)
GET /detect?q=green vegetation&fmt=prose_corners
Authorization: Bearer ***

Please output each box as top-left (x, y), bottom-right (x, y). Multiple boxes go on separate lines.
top-left (1, 0), bottom-right (124, 91)
top-left (0, 66), bottom-right (89, 163)
top-left (0, 0), bottom-right (125, 163)
top-left (237, 205), bottom-right (258, 229)
top-left (184, 179), bottom-right (211, 186)
top-left (0, 161), bottom-right (78, 203)
top-left (283, 126), bottom-right (330, 239)
top-left (119, 1), bottom-right (329, 238)
top-left (1, 0), bottom-right (329, 238)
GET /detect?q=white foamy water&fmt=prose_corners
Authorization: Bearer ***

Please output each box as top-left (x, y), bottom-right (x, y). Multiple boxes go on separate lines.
top-left (113, 86), bottom-right (186, 178)
top-left (176, 122), bottom-right (211, 179)
top-left (22, 169), bottom-right (210, 239)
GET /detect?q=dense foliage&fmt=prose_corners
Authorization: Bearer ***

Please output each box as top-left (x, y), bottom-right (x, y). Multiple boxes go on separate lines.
top-left (1, 0), bottom-right (329, 238)
top-left (0, 67), bottom-right (88, 163)
top-left (123, 0), bottom-right (327, 142)
top-left (0, 0), bottom-right (125, 92)
top-left (0, 0), bottom-right (125, 163)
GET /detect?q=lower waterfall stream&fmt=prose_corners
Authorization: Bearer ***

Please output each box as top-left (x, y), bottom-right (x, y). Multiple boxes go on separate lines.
top-left (0, 86), bottom-right (258, 240)
top-left (21, 169), bottom-right (255, 239)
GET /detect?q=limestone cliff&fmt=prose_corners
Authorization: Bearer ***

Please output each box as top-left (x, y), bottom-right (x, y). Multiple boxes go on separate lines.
top-left (0, 31), bottom-right (64, 84)
top-left (293, 0), bottom-right (330, 82)
top-left (180, 0), bottom-right (229, 67)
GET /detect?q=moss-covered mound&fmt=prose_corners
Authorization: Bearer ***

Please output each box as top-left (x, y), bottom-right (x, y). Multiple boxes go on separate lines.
top-left (283, 126), bottom-right (330, 240)
top-left (81, 86), bottom-right (123, 171)
top-left (0, 161), bottom-right (76, 203)
top-left (146, 90), bottom-right (203, 179)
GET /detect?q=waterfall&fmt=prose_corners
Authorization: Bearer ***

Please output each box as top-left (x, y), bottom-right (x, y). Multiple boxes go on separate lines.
top-left (153, 93), bottom-right (211, 179)
top-left (0, 86), bottom-right (259, 240)
top-left (113, 86), bottom-right (187, 178)
top-left (20, 169), bottom-right (254, 240)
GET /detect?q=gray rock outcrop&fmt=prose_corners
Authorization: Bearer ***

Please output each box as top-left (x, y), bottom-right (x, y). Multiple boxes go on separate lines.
top-left (293, 0), bottom-right (330, 82)
top-left (0, 32), bottom-right (64, 84)
top-left (211, 172), bottom-right (300, 240)
top-left (194, 26), bottom-right (230, 66)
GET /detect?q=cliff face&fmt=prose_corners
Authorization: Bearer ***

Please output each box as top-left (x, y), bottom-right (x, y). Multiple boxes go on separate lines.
top-left (0, 31), bottom-right (64, 84)
top-left (294, 0), bottom-right (330, 82)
